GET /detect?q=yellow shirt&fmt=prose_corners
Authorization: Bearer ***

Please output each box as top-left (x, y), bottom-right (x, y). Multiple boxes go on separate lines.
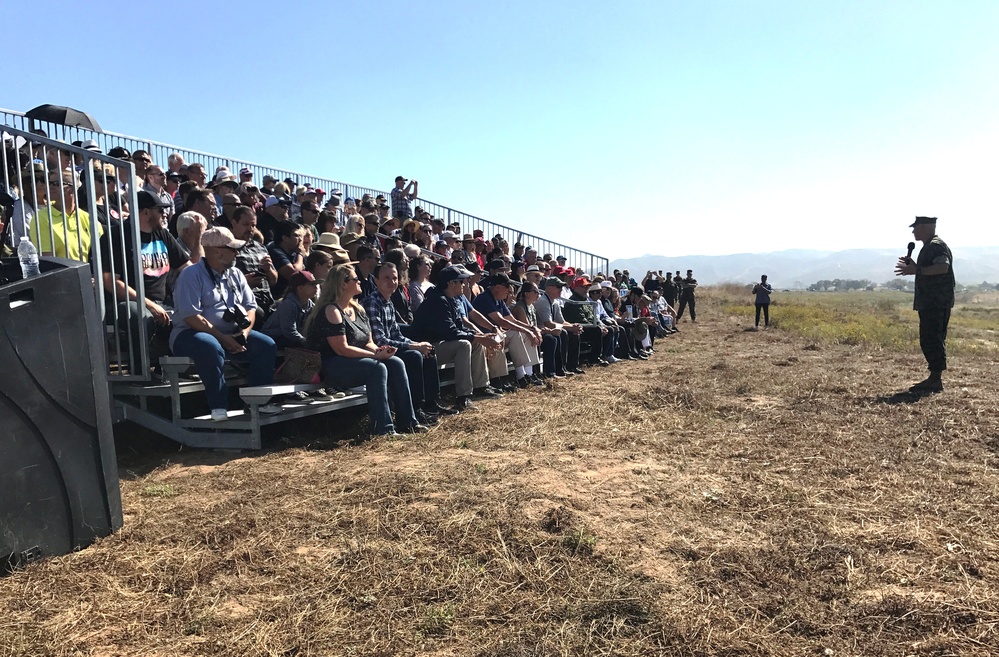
top-left (32, 206), bottom-right (102, 262)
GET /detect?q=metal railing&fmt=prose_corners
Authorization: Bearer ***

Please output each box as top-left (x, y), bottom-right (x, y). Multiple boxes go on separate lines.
top-left (1, 124), bottom-right (149, 380)
top-left (2, 108), bottom-right (608, 275)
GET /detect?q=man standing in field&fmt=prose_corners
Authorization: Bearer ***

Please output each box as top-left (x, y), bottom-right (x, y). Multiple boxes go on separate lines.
top-left (676, 269), bottom-right (698, 322)
top-left (753, 274), bottom-right (772, 329)
top-left (894, 216), bottom-right (955, 393)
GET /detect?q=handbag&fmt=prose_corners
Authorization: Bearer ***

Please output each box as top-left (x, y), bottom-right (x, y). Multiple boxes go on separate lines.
top-left (273, 347), bottom-right (323, 384)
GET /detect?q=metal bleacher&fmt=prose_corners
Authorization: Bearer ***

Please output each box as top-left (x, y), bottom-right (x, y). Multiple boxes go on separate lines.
top-left (1, 108), bottom-right (608, 449)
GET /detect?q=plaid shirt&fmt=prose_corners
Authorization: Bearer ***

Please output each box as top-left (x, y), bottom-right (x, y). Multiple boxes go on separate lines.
top-left (363, 291), bottom-right (410, 350)
top-left (390, 187), bottom-right (414, 218)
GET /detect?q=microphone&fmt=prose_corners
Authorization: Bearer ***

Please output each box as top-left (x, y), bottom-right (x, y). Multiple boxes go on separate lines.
top-left (905, 242), bottom-right (915, 264)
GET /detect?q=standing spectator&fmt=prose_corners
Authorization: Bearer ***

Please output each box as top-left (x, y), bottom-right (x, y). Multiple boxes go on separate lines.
top-left (894, 216), bottom-right (955, 393)
top-left (676, 269), bottom-right (698, 322)
top-left (304, 264), bottom-right (425, 435)
top-left (752, 274), bottom-right (773, 330)
top-left (390, 175), bottom-right (418, 219)
top-left (170, 227), bottom-right (279, 421)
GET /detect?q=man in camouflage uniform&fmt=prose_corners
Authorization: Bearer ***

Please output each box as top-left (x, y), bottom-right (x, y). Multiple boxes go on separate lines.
top-left (894, 216), bottom-right (955, 393)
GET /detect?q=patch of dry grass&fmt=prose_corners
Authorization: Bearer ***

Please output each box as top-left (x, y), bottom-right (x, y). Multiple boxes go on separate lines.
top-left (2, 289), bottom-right (998, 656)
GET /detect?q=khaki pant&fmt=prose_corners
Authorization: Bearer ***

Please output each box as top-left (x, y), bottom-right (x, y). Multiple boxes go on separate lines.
top-left (507, 330), bottom-right (541, 368)
top-left (434, 339), bottom-right (489, 396)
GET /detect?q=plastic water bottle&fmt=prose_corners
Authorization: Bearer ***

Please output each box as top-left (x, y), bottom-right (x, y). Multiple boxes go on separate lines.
top-left (17, 237), bottom-right (40, 278)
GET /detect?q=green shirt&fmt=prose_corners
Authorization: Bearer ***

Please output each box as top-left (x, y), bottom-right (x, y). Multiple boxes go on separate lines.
top-left (913, 236), bottom-right (955, 311)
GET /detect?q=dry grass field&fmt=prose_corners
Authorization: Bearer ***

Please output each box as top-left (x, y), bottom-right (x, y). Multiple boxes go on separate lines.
top-left (2, 288), bottom-right (998, 656)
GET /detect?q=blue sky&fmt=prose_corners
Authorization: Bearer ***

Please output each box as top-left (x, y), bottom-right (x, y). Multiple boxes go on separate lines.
top-left (5, 0), bottom-right (997, 259)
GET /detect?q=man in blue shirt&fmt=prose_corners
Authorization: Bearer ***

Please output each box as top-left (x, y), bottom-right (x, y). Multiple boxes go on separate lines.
top-left (170, 227), bottom-right (279, 421)
top-left (364, 261), bottom-right (457, 420)
top-left (472, 273), bottom-right (543, 390)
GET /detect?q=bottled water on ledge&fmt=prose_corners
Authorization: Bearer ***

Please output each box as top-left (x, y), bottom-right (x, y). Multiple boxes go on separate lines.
top-left (17, 236), bottom-right (41, 278)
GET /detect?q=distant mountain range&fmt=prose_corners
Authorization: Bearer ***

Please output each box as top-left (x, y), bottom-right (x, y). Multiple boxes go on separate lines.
top-left (609, 246), bottom-right (999, 289)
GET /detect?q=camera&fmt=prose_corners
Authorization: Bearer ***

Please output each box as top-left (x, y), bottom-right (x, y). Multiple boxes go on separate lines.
top-left (223, 304), bottom-right (251, 330)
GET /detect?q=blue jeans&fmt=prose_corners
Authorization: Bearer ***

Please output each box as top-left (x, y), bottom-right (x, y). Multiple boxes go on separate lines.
top-left (541, 333), bottom-right (562, 375)
top-left (321, 354), bottom-right (416, 435)
top-left (171, 329), bottom-right (277, 410)
top-left (397, 348), bottom-right (441, 409)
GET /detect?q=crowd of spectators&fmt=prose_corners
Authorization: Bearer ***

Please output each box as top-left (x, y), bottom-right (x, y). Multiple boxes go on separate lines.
top-left (1, 138), bottom-right (692, 437)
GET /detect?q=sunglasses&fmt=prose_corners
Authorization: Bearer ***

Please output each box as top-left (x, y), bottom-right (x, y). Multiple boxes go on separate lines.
top-left (344, 276), bottom-right (359, 283)
top-left (48, 180), bottom-right (72, 188)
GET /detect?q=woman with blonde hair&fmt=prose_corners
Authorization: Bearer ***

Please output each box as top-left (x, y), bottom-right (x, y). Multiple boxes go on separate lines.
top-left (304, 263), bottom-right (425, 435)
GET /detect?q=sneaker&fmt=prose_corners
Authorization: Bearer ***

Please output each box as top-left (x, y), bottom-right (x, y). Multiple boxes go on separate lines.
top-left (455, 396), bottom-right (477, 411)
top-left (290, 390), bottom-right (311, 403)
top-left (210, 408), bottom-right (229, 422)
top-left (310, 388), bottom-right (335, 402)
top-left (530, 374), bottom-right (545, 386)
top-left (516, 376), bottom-right (530, 389)
top-left (259, 403), bottom-right (283, 414)
top-left (606, 356), bottom-right (619, 364)
top-left (570, 368), bottom-right (585, 375)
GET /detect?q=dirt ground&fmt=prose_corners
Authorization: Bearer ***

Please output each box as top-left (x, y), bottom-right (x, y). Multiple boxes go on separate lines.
top-left (2, 304), bottom-right (998, 656)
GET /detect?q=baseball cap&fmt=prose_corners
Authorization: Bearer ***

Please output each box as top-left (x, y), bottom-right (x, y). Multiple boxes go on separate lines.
top-left (136, 190), bottom-right (172, 211)
top-left (201, 226), bottom-right (245, 250)
top-left (289, 270), bottom-right (317, 289)
top-left (439, 265), bottom-right (474, 285)
top-left (543, 276), bottom-right (565, 288)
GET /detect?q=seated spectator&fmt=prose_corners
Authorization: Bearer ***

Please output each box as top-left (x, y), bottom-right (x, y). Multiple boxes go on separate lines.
top-left (340, 231), bottom-right (363, 260)
top-left (34, 168), bottom-right (101, 261)
top-left (407, 255), bottom-right (433, 312)
top-left (525, 264), bottom-right (544, 288)
top-left (364, 261), bottom-right (456, 422)
top-left (298, 200), bottom-right (321, 240)
top-left (400, 217), bottom-right (421, 243)
top-left (472, 272), bottom-right (541, 391)
top-left (257, 193), bottom-right (291, 243)
top-left (562, 278), bottom-right (611, 366)
top-left (534, 276), bottom-right (585, 375)
top-left (141, 164), bottom-right (174, 229)
top-left (100, 192), bottom-right (200, 363)
top-left (316, 210), bottom-right (339, 236)
top-left (216, 193), bottom-right (242, 228)
top-left (588, 283), bottom-right (621, 363)
top-left (634, 294), bottom-right (659, 353)
top-left (170, 227), bottom-right (279, 421)
top-left (174, 188), bottom-right (219, 235)
top-left (509, 281), bottom-right (546, 387)
top-left (305, 249), bottom-right (333, 297)
top-left (383, 249), bottom-right (414, 324)
top-left (267, 220), bottom-right (306, 300)
top-left (303, 263), bottom-right (425, 435)
top-left (231, 205), bottom-right (278, 323)
top-left (598, 281), bottom-right (642, 360)
top-left (354, 244), bottom-right (380, 299)
top-left (262, 271), bottom-right (317, 348)
top-left (173, 180), bottom-right (198, 216)
top-left (409, 265), bottom-right (502, 409)
top-left (6, 166), bottom-right (47, 245)
top-left (360, 213), bottom-right (381, 251)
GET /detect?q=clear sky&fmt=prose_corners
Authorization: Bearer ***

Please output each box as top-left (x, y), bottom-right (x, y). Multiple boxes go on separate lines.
top-left (5, 0), bottom-right (997, 259)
